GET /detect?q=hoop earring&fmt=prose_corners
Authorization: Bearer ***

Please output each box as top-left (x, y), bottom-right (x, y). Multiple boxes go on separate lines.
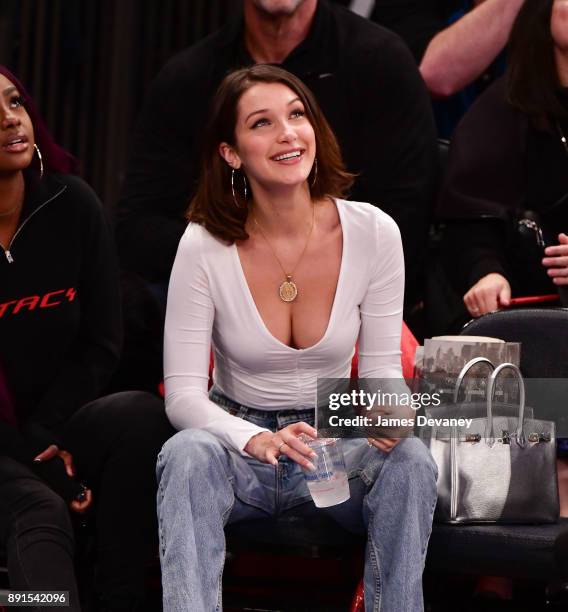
top-left (231, 168), bottom-right (248, 207)
top-left (310, 157), bottom-right (318, 188)
top-left (34, 144), bottom-right (44, 179)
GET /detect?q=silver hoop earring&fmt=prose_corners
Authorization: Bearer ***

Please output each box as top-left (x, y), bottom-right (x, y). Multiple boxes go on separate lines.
top-left (231, 168), bottom-right (248, 207)
top-left (310, 157), bottom-right (318, 188)
top-left (231, 168), bottom-right (238, 207)
top-left (34, 144), bottom-right (44, 179)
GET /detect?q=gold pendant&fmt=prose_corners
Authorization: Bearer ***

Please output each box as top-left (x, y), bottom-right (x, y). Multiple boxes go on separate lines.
top-left (279, 276), bottom-right (298, 302)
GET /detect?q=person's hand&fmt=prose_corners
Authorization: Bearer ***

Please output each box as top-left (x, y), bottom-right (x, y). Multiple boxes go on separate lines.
top-left (542, 233), bottom-right (568, 285)
top-left (34, 445), bottom-right (93, 513)
top-left (367, 437), bottom-right (400, 453)
top-left (463, 273), bottom-right (511, 317)
top-left (34, 445), bottom-right (76, 477)
top-left (70, 487), bottom-right (93, 514)
top-left (244, 422), bottom-right (318, 469)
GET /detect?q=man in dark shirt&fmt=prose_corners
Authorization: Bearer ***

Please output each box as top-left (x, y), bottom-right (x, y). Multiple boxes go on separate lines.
top-left (117, 0), bottom-right (437, 311)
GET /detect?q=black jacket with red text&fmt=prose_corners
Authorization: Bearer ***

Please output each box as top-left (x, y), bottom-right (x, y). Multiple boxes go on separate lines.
top-left (0, 173), bottom-right (122, 462)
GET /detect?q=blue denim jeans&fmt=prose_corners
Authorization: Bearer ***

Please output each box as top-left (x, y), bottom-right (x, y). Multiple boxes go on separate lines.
top-left (156, 389), bottom-right (438, 611)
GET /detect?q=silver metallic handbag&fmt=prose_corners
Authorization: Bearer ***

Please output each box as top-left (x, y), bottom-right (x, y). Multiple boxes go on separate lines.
top-left (427, 358), bottom-right (559, 524)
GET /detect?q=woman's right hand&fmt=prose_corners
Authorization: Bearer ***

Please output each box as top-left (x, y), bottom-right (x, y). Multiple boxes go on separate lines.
top-left (244, 422), bottom-right (318, 470)
top-left (463, 273), bottom-right (511, 317)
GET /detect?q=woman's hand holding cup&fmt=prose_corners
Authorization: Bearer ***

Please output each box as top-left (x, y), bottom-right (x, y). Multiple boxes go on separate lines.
top-left (244, 422), bottom-right (317, 469)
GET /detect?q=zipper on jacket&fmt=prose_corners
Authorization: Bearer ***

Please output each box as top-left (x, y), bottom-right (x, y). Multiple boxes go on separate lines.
top-left (1, 184), bottom-right (66, 264)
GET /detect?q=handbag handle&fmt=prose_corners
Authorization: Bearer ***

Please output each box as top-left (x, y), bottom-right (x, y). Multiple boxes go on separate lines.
top-left (486, 362), bottom-right (526, 444)
top-left (452, 357), bottom-right (496, 404)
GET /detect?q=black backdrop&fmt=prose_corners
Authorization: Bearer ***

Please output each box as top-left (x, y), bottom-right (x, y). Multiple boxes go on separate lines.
top-left (0, 0), bottom-right (239, 214)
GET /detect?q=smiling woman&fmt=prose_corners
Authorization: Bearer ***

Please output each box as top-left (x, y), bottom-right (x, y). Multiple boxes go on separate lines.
top-left (188, 64), bottom-right (352, 242)
top-left (157, 64), bottom-right (438, 612)
top-left (221, 83), bottom-right (315, 192)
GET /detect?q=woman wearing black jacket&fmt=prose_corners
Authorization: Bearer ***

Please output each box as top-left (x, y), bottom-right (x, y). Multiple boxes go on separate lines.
top-left (0, 66), bottom-right (173, 611)
top-left (438, 0), bottom-right (568, 318)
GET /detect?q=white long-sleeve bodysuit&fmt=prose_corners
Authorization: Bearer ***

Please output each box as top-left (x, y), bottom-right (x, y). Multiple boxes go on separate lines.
top-left (164, 199), bottom-right (405, 455)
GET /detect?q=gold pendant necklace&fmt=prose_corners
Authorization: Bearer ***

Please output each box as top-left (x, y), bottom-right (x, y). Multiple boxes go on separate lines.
top-left (253, 203), bottom-right (316, 303)
top-left (279, 275), bottom-right (298, 302)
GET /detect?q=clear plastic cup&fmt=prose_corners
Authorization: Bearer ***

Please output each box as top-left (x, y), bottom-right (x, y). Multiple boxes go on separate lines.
top-left (301, 437), bottom-right (350, 508)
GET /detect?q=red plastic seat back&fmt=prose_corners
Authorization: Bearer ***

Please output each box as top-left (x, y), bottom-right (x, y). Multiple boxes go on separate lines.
top-left (350, 322), bottom-right (418, 379)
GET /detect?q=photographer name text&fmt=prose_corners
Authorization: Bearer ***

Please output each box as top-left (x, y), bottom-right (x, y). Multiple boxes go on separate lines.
top-left (327, 414), bottom-right (473, 428)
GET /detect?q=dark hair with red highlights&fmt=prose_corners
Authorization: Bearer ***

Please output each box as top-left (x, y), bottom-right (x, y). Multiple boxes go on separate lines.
top-left (0, 65), bottom-right (78, 175)
top-left (187, 64), bottom-right (354, 243)
top-left (506, 0), bottom-right (567, 121)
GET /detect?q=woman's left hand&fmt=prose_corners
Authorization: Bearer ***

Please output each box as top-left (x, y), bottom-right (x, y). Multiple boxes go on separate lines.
top-left (367, 437), bottom-right (400, 453)
top-left (542, 233), bottom-right (568, 285)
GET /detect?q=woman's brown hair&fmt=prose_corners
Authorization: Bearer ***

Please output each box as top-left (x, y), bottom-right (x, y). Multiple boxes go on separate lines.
top-left (187, 64), bottom-right (354, 243)
top-left (506, 0), bottom-right (568, 122)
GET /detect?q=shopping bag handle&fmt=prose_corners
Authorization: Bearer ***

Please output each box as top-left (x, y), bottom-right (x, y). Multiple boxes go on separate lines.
top-left (486, 363), bottom-right (526, 444)
top-left (453, 357), bottom-right (496, 404)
